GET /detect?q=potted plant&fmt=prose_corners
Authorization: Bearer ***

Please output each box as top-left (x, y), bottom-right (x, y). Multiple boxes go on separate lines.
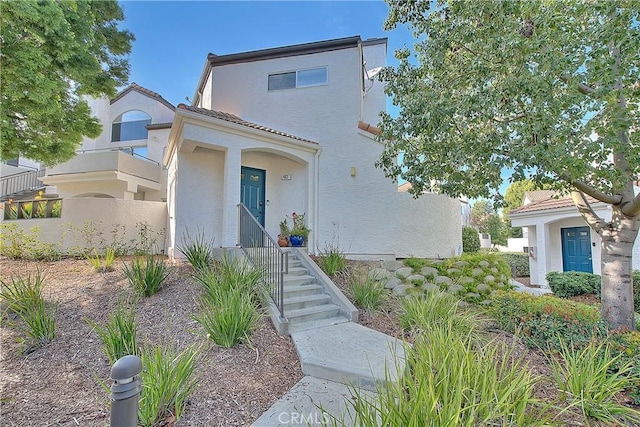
top-left (289, 212), bottom-right (310, 247)
top-left (278, 219), bottom-right (290, 247)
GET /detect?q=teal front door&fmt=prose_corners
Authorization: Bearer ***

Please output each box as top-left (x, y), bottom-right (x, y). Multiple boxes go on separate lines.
top-left (240, 167), bottom-right (265, 226)
top-left (561, 226), bottom-right (593, 273)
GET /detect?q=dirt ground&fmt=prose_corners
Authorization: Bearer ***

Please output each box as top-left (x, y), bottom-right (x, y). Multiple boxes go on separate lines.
top-left (0, 258), bottom-right (301, 426)
top-left (0, 258), bottom-right (634, 426)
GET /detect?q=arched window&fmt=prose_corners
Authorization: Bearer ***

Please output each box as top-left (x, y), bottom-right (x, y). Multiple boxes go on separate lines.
top-left (111, 110), bottom-right (151, 142)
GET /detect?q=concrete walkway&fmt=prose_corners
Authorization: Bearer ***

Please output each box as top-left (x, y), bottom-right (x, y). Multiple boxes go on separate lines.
top-left (253, 275), bottom-right (552, 426)
top-left (252, 322), bottom-right (404, 426)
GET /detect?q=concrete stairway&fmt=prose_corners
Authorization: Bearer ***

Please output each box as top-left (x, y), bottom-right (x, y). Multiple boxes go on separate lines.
top-left (280, 251), bottom-right (350, 334)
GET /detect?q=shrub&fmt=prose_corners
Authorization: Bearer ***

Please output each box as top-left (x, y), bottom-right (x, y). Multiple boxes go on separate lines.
top-left (0, 271), bottom-right (45, 315)
top-left (86, 300), bottom-right (138, 364)
top-left (462, 225), bottom-right (480, 253)
top-left (194, 256), bottom-right (263, 302)
top-left (317, 243), bottom-right (347, 276)
top-left (549, 340), bottom-right (640, 425)
top-left (123, 256), bottom-right (169, 297)
top-left (192, 290), bottom-right (262, 348)
top-left (178, 230), bottom-right (216, 273)
top-left (139, 345), bottom-right (200, 427)
top-left (18, 297), bottom-right (57, 352)
top-left (339, 321), bottom-right (547, 426)
top-left (400, 291), bottom-right (485, 338)
top-left (86, 247), bottom-right (117, 273)
top-left (349, 269), bottom-right (386, 311)
top-left (497, 252), bottom-right (530, 277)
top-left (490, 291), bottom-right (607, 351)
top-left (0, 224), bottom-right (61, 261)
top-left (546, 271), bottom-right (601, 298)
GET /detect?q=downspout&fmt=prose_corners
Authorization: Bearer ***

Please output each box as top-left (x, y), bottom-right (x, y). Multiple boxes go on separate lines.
top-left (313, 147), bottom-right (322, 256)
top-left (358, 39), bottom-right (365, 122)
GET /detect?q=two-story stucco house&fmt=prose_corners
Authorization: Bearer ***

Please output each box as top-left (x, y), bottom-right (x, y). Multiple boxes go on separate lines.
top-left (165, 36), bottom-right (461, 260)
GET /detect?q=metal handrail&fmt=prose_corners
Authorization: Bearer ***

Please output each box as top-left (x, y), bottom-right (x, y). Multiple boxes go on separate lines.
top-left (0, 169), bottom-right (46, 198)
top-left (237, 203), bottom-right (288, 320)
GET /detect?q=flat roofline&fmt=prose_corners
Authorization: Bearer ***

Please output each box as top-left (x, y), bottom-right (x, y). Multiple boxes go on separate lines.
top-left (207, 36), bottom-right (363, 67)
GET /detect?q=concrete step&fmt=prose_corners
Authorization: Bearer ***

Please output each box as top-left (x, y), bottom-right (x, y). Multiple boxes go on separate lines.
top-left (284, 266), bottom-right (307, 276)
top-left (291, 322), bottom-right (406, 392)
top-left (286, 304), bottom-right (341, 324)
top-left (283, 284), bottom-right (324, 299)
top-left (284, 293), bottom-right (332, 311)
top-left (283, 274), bottom-right (314, 287)
top-left (287, 316), bottom-right (350, 334)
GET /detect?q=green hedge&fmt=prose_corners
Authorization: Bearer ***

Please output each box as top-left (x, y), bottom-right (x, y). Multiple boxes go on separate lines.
top-left (546, 271), bottom-right (601, 299)
top-left (462, 226), bottom-right (480, 253)
top-left (489, 290), bottom-right (640, 404)
top-left (634, 270), bottom-right (640, 313)
top-left (496, 253), bottom-right (529, 277)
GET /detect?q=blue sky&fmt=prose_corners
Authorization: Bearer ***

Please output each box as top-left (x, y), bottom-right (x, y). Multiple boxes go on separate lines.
top-left (119, 0), bottom-right (413, 107)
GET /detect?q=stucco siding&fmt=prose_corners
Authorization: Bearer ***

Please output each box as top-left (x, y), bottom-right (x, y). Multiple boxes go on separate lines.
top-left (174, 147), bottom-right (225, 251)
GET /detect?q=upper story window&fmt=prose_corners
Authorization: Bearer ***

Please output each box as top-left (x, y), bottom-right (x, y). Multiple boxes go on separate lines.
top-left (268, 67), bottom-right (327, 91)
top-left (111, 110), bottom-right (151, 142)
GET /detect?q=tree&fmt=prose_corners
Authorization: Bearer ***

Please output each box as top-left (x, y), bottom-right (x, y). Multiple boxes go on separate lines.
top-left (471, 199), bottom-right (507, 246)
top-left (1, 0), bottom-right (134, 165)
top-left (503, 180), bottom-right (537, 216)
top-left (378, 1), bottom-right (639, 330)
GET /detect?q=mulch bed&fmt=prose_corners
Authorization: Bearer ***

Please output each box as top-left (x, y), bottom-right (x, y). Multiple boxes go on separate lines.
top-left (0, 258), bottom-right (302, 426)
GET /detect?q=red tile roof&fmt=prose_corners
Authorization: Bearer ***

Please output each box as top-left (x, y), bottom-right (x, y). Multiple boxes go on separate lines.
top-left (111, 83), bottom-right (175, 111)
top-left (177, 104), bottom-right (318, 144)
top-left (510, 193), bottom-right (601, 214)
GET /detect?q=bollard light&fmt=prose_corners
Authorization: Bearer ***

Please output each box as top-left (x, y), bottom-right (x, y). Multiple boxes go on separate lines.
top-left (110, 355), bottom-right (143, 427)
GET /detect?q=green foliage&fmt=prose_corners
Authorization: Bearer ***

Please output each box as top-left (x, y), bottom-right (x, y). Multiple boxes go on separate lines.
top-left (349, 269), bottom-right (387, 311)
top-left (86, 300), bottom-right (138, 365)
top-left (400, 291), bottom-right (485, 338)
top-left (634, 270), bottom-right (640, 313)
top-left (178, 230), bottom-right (216, 273)
top-left (1, 0), bottom-right (134, 164)
top-left (503, 180), bottom-right (537, 215)
top-left (123, 256), bottom-right (169, 297)
top-left (546, 271), bottom-right (601, 299)
top-left (139, 345), bottom-right (200, 427)
top-left (497, 252), bottom-right (530, 277)
top-left (337, 320), bottom-right (547, 426)
top-left (192, 256), bottom-right (263, 347)
top-left (549, 340), bottom-right (640, 425)
top-left (86, 248), bottom-right (117, 272)
top-left (0, 271), bottom-right (56, 352)
top-left (379, 1), bottom-right (638, 204)
top-left (192, 290), bottom-right (262, 348)
top-left (0, 271), bottom-right (45, 315)
top-left (51, 200), bottom-right (62, 217)
top-left (490, 291), bottom-right (607, 351)
top-left (289, 212), bottom-right (310, 239)
top-left (317, 243), bottom-right (347, 276)
top-left (403, 257), bottom-right (432, 270)
top-left (462, 226), bottom-right (480, 253)
top-left (0, 224), bottom-right (61, 261)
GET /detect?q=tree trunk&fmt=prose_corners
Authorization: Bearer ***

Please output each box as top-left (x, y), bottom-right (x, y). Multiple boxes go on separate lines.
top-left (600, 207), bottom-right (639, 331)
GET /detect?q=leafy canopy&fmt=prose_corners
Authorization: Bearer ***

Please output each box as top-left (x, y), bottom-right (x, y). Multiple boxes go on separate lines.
top-left (378, 0), bottom-right (638, 211)
top-left (1, 0), bottom-right (134, 165)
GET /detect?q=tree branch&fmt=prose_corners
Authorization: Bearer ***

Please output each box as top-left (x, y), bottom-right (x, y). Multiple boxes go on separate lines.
top-left (560, 74), bottom-right (595, 95)
top-left (571, 191), bottom-right (605, 235)
top-left (492, 113), bottom-right (526, 123)
top-left (569, 179), bottom-right (622, 205)
top-left (620, 193), bottom-right (640, 217)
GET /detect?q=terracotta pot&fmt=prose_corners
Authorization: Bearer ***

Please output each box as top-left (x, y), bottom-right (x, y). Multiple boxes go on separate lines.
top-left (278, 236), bottom-right (289, 247)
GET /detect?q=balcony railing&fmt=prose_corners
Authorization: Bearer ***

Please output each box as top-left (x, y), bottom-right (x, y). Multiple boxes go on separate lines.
top-left (0, 169), bottom-right (46, 199)
top-left (238, 203), bottom-right (288, 320)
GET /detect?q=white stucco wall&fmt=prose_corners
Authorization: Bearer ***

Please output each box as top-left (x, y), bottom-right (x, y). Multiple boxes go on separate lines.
top-left (174, 39), bottom-right (461, 259)
top-left (512, 204), bottom-right (640, 286)
top-left (1, 198), bottom-right (166, 254)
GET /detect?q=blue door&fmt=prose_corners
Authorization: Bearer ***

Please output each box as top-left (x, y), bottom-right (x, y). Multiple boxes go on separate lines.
top-left (561, 226), bottom-right (593, 273)
top-left (240, 167), bottom-right (265, 226)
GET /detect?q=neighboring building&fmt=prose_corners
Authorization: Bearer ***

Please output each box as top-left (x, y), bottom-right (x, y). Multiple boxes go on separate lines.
top-left (509, 190), bottom-right (640, 287)
top-left (165, 36), bottom-right (462, 260)
top-left (39, 83), bottom-right (174, 201)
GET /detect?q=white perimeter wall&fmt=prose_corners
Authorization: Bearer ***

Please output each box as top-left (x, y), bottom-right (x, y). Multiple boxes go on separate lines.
top-left (2, 198), bottom-right (166, 254)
